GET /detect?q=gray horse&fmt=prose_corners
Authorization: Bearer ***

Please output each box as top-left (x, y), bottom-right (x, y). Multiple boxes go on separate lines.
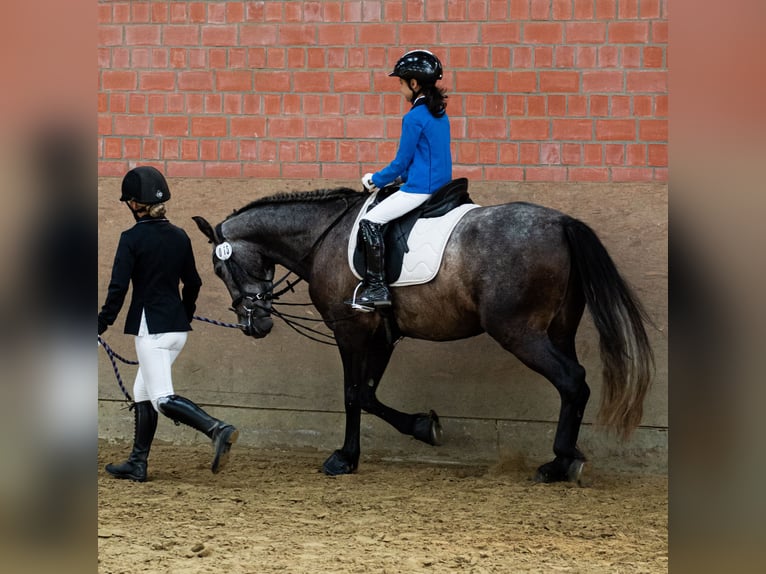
top-left (194, 186), bottom-right (653, 483)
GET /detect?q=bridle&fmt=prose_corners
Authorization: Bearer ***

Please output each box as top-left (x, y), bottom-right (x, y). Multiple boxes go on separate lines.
top-left (212, 194), bottom-right (362, 336)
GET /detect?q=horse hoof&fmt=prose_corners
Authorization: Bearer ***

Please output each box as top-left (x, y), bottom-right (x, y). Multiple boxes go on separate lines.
top-left (322, 450), bottom-right (357, 476)
top-left (567, 459), bottom-right (586, 486)
top-left (413, 410), bottom-right (442, 446)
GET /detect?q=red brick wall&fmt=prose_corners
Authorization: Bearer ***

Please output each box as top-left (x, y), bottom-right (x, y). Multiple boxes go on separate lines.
top-left (98, 0), bottom-right (667, 182)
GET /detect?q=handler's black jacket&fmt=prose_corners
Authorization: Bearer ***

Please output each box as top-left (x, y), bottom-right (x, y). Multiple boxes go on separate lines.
top-left (99, 216), bottom-right (202, 335)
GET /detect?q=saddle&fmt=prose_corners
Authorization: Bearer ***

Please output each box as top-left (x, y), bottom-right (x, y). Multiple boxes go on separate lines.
top-left (352, 178), bottom-right (473, 284)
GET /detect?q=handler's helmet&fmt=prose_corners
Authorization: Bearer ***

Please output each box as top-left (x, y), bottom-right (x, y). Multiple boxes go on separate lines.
top-left (389, 50), bottom-right (443, 84)
top-left (120, 166), bottom-right (170, 204)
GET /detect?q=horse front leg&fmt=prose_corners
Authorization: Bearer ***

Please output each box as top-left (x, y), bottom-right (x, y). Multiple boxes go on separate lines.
top-left (322, 346), bottom-right (365, 476)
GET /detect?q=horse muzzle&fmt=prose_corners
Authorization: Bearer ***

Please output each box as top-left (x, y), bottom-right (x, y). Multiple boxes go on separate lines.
top-left (231, 296), bottom-right (273, 338)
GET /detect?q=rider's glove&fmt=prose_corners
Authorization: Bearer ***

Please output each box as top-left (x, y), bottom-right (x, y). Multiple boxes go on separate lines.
top-left (361, 173), bottom-right (379, 193)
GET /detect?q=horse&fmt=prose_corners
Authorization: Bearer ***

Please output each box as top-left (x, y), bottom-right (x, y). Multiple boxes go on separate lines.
top-left (193, 185), bottom-right (654, 483)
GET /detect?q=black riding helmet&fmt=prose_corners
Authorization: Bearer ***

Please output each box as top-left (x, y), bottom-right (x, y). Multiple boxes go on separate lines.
top-left (389, 50), bottom-right (443, 84)
top-left (120, 166), bottom-right (170, 204)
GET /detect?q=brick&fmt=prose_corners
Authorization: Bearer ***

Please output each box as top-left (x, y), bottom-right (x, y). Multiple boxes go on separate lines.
top-left (217, 71), bottom-right (253, 91)
top-left (609, 22), bottom-right (649, 43)
top-left (306, 118), bottom-right (344, 138)
top-left (255, 72), bottom-right (292, 92)
top-left (318, 24), bottom-right (352, 45)
top-left (465, 95), bottom-right (484, 116)
top-left (568, 95), bottom-right (587, 116)
top-left (478, 142), bottom-right (498, 163)
top-left (189, 3), bottom-right (207, 23)
top-left (241, 24), bottom-right (279, 45)
top-left (548, 95), bottom-right (567, 116)
top-left (531, 0), bottom-right (550, 20)
top-left (220, 141), bottom-right (239, 161)
top-left (426, 0), bottom-right (447, 20)
top-left (498, 71), bottom-right (536, 92)
top-left (565, 22), bottom-right (607, 43)
top-left (612, 95), bottom-right (631, 117)
top-left (574, 0), bottom-right (593, 18)
top-left (128, 94), bottom-right (146, 113)
top-left (123, 138), bottom-right (142, 159)
top-left (483, 23), bottom-right (521, 44)
top-left (619, 0), bottom-right (639, 18)
top-left (468, 118), bottom-right (508, 139)
top-left (277, 24), bottom-right (316, 46)
top-left (626, 144), bottom-right (645, 165)
top-left (468, 0), bottom-right (489, 19)
top-left (178, 72), bottom-right (213, 91)
top-left (114, 115), bottom-right (151, 136)
top-left (322, 164), bottom-right (360, 179)
top-left (652, 21), bottom-right (668, 43)
top-left (457, 141), bottom-right (479, 163)
top-left (655, 95), bottom-right (668, 116)
top-left (164, 162), bottom-right (203, 177)
top-left (359, 23), bottom-right (397, 44)
top-left (583, 144), bottom-right (602, 165)
top-left (627, 71), bottom-right (667, 92)
top-left (511, 119), bottom-right (549, 140)
top-left (612, 167), bottom-right (654, 182)
top-left (640, 0), bottom-right (661, 18)
top-left (576, 47), bottom-right (596, 68)
top-left (553, 0), bottom-right (572, 19)
top-left (498, 142), bottom-right (519, 164)
top-left (199, 140), bottom-right (217, 160)
top-left (227, 2), bottom-right (246, 22)
top-left (526, 167), bottom-right (566, 181)
top-left (598, 46), bottom-right (619, 67)
top-left (224, 94), bottom-right (243, 114)
top-left (596, 119), bottom-right (635, 141)
top-left (583, 71), bottom-right (623, 92)
top-left (163, 25), bottom-right (199, 45)
top-left (110, 94), bottom-right (127, 113)
top-left (98, 114), bottom-right (111, 135)
top-left (561, 143), bottom-right (581, 164)
top-left (639, 119), bottom-right (667, 141)
top-left (125, 25), bottom-right (161, 46)
top-left (524, 22), bottom-right (563, 44)
top-left (538, 47), bottom-right (556, 69)
top-left (243, 163), bottom-right (280, 178)
top-left (622, 46), bottom-right (641, 68)
top-left (291, 72), bottom-right (330, 93)
top-left (595, 0), bottom-right (616, 18)
top-left (346, 118), bottom-right (385, 138)
top-left (527, 96), bottom-right (546, 116)
top-left (489, 0), bottom-right (508, 19)
top-left (283, 163), bottom-right (321, 178)
top-left (589, 94), bottom-right (609, 116)
top-left (206, 163), bottom-right (243, 177)
top-left (182, 140), bottom-right (199, 160)
top-left (191, 117), bottom-right (227, 137)
top-left (103, 138), bottom-right (122, 159)
top-left (605, 144), bottom-right (624, 165)
top-left (485, 166), bottom-right (524, 181)
top-left (210, 48), bottom-right (228, 68)
top-left (555, 46), bottom-right (575, 68)
top-left (335, 71), bottom-right (373, 92)
top-left (492, 46), bottom-right (512, 68)
top-left (569, 168), bottom-right (609, 181)
top-left (202, 25), bottom-right (237, 46)
top-left (540, 71), bottom-right (579, 92)
top-left (552, 119), bottom-right (592, 140)
top-left (633, 95), bottom-right (653, 116)
top-left (131, 2), bottom-right (151, 22)
top-left (441, 22), bottom-right (481, 43)
top-left (142, 138), bottom-right (160, 159)
top-left (102, 71), bottom-right (137, 91)
top-left (231, 117), bottom-right (267, 137)
top-left (269, 117), bottom-right (305, 138)
top-left (457, 71), bottom-right (496, 93)
top-left (514, 47), bottom-right (533, 68)
top-left (540, 143), bottom-right (561, 164)
top-left (643, 46), bottom-right (665, 68)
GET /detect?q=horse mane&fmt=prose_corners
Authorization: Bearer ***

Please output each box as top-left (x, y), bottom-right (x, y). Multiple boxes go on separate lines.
top-left (228, 187), bottom-right (361, 219)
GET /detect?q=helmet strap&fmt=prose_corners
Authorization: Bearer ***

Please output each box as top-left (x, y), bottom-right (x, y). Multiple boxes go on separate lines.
top-left (127, 200), bottom-right (147, 221)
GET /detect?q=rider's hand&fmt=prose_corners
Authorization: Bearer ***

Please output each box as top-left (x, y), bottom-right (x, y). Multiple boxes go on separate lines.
top-left (361, 173), bottom-right (379, 193)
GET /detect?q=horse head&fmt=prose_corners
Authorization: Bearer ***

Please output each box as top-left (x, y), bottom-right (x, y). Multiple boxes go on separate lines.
top-left (193, 215), bottom-right (274, 339)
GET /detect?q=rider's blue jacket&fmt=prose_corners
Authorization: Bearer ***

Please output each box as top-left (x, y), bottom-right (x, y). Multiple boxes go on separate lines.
top-left (372, 98), bottom-right (452, 194)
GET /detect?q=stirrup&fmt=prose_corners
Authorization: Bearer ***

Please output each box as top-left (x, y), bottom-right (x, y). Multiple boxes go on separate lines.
top-left (345, 282), bottom-right (375, 313)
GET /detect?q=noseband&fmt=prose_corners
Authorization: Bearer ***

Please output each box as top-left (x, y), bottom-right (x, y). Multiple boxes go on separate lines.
top-left (214, 223), bottom-right (274, 332)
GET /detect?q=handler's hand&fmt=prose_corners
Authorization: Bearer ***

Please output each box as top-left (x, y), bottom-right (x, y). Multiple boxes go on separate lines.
top-left (361, 173), bottom-right (378, 193)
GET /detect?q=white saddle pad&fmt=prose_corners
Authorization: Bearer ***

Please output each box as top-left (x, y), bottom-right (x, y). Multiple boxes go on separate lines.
top-left (348, 193), bottom-right (481, 287)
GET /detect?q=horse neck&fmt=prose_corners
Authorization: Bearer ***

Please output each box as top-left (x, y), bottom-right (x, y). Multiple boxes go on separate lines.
top-left (225, 197), bottom-right (357, 279)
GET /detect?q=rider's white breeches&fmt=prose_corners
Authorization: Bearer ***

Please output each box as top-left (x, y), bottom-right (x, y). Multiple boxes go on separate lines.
top-left (362, 190), bottom-right (431, 224)
top-left (132, 311), bottom-right (187, 411)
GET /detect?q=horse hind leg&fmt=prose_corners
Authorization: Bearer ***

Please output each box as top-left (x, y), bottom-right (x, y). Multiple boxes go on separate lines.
top-left (490, 323), bottom-right (589, 483)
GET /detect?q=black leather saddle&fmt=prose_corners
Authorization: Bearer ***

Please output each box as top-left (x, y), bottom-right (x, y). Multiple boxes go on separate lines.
top-left (352, 178), bottom-right (472, 283)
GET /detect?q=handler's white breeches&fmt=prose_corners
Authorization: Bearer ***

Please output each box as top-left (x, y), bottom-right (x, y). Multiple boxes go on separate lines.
top-left (362, 190), bottom-right (431, 225)
top-left (132, 312), bottom-right (187, 411)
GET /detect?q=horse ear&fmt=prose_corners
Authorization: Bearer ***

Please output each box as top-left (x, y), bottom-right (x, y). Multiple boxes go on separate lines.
top-left (192, 216), bottom-right (216, 244)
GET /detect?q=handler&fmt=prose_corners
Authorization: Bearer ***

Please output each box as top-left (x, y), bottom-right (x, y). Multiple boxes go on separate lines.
top-left (98, 166), bottom-right (238, 482)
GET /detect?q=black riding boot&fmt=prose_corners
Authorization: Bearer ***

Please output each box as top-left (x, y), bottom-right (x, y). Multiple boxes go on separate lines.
top-left (157, 395), bottom-right (239, 474)
top-left (105, 401), bottom-right (157, 482)
top-left (348, 219), bottom-right (392, 311)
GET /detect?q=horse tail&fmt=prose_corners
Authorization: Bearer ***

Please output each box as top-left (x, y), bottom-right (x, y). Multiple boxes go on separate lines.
top-left (562, 217), bottom-right (655, 439)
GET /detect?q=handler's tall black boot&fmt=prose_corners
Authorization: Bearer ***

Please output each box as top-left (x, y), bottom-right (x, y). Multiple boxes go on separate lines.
top-left (105, 400), bottom-right (157, 482)
top-left (157, 395), bottom-right (238, 474)
top-left (348, 220), bottom-right (392, 311)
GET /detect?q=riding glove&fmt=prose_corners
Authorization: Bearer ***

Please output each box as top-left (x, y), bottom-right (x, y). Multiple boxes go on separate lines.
top-left (361, 173), bottom-right (379, 193)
